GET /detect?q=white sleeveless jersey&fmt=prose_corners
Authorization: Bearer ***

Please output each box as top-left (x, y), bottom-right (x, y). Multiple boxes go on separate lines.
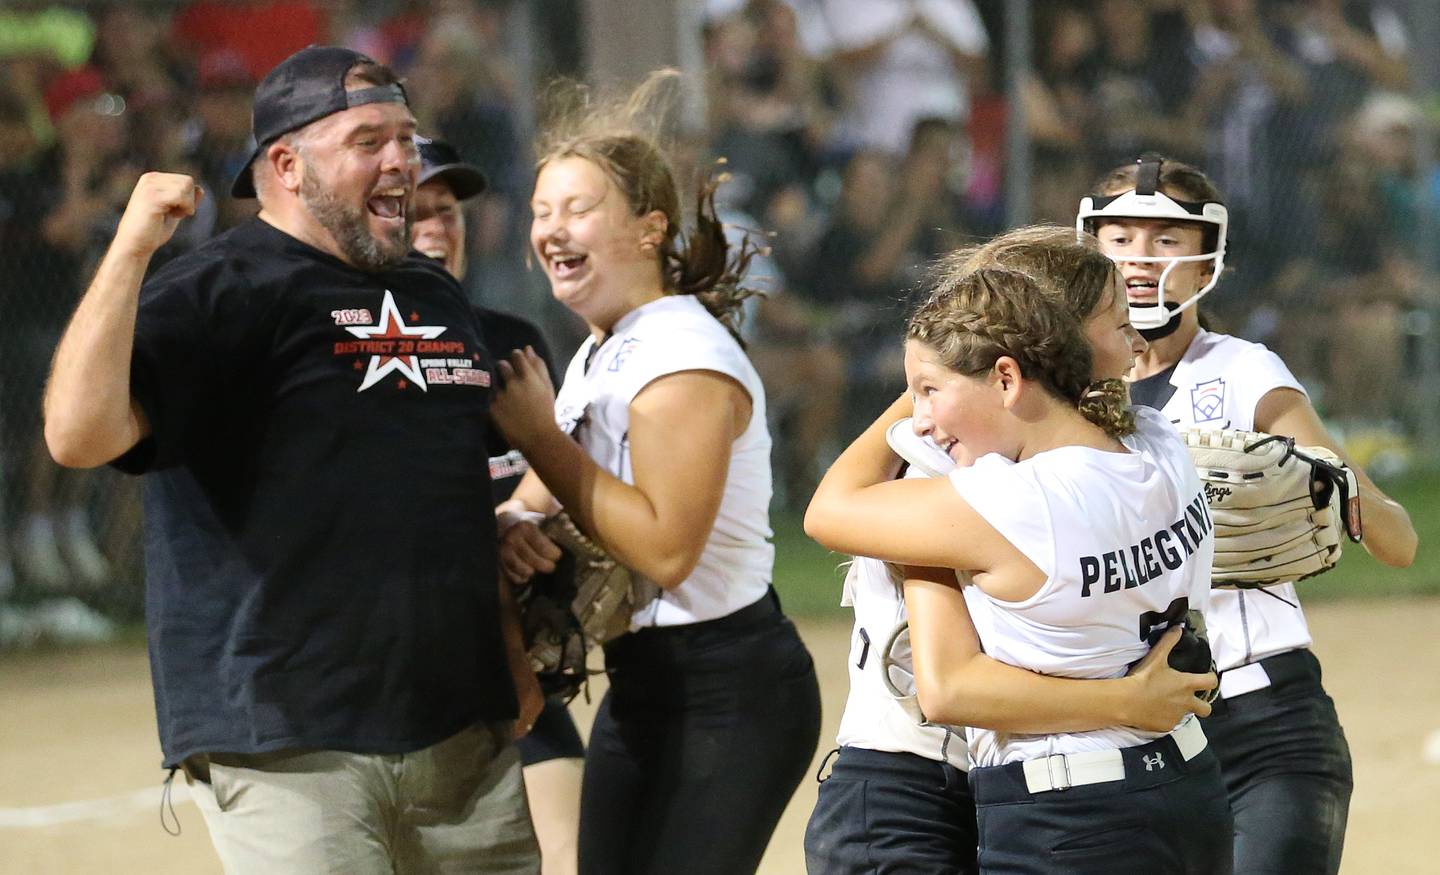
top-left (552, 295), bottom-right (773, 627)
top-left (1137, 329), bottom-right (1311, 673)
top-left (835, 458), bottom-right (969, 770)
top-left (953, 407), bottom-right (1213, 766)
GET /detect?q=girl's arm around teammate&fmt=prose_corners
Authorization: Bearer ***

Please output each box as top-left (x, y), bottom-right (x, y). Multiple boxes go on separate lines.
top-left (808, 395), bottom-right (1214, 734)
top-left (805, 394), bottom-right (1014, 576)
top-left (904, 566), bottom-right (1212, 733)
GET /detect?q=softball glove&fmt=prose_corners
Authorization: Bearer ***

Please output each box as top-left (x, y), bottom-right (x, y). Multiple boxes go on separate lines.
top-left (520, 512), bottom-right (659, 700)
top-left (1182, 428), bottom-right (1362, 588)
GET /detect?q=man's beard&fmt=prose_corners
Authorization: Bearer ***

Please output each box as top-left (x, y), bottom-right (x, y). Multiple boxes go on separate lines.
top-left (300, 165), bottom-right (412, 272)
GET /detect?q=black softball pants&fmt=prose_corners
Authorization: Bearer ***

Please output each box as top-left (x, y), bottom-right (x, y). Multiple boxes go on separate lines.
top-left (968, 732), bottom-right (1233, 874)
top-left (516, 698), bottom-right (585, 766)
top-left (804, 746), bottom-right (978, 875)
top-left (1202, 648), bottom-right (1353, 875)
top-left (578, 589), bottom-right (822, 875)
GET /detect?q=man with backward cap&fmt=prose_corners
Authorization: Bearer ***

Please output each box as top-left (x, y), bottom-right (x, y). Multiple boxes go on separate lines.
top-left (44, 46), bottom-right (543, 873)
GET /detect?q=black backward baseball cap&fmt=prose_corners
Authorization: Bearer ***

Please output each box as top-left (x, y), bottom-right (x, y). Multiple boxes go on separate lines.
top-left (417, 136), bottom-right (487, 200)
top-left (231, 46), bottom-right (410, 198)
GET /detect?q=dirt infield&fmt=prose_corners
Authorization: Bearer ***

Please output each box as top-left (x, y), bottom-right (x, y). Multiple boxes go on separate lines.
top-left (2, 598), bottom-right (1437, 874)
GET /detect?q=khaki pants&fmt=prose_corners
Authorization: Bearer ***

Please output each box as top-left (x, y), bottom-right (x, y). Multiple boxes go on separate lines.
top-left (184, 721), bottom-right (540, 874)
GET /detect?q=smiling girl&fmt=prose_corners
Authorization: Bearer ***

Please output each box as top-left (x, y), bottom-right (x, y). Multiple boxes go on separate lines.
top-left (488, 72), bottom-right (821, 875)
top-left (806, 266), bottom-right (1233, 874)
top-left (1080, 154), bottom-right (1417, 874)
top-left (804, 227), bottom-right (1224, 875)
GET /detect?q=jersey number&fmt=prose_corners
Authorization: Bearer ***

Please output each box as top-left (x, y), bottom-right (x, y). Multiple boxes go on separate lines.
top-left (1138, 597), bottom-right (1189, 644)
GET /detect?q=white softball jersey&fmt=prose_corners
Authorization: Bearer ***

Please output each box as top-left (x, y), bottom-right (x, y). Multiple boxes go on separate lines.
top-left (953, 406), bottom-right (1214, 767)
top-left (835, 460), bottom-right (969, 770)
top-left (552, 294), bottom-right (773, 627)
top-left (1137, 329), bottom-right (1312, 683)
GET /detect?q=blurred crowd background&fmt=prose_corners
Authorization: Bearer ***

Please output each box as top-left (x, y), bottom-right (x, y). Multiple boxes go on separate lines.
top-left (2, 0), bottom-right (1436, 643)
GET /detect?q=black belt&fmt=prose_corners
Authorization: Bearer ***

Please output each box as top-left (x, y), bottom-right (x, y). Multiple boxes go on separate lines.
top-left (1211, 648), bottom-right (1323, 716)
top-left (649, 586), bottom-right (781, 635)
top-left (601, 588), bottom-right (787, 687)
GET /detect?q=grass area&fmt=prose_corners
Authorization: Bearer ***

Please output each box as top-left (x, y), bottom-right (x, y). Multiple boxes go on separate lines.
top-left (771, 510), bottom-right (850, 619)
top-left (1297, 468), bottom-right (1440, 601)
top-left (769, 469), bottom-right (1440, 619)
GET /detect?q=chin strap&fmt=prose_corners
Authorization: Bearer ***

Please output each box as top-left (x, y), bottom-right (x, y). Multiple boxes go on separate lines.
top-left (1136, 302), bottom-right (1184, 341)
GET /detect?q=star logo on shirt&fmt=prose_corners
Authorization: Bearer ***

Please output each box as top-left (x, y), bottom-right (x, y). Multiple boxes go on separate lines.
top-left (345, 290), bottom-right (447, 392)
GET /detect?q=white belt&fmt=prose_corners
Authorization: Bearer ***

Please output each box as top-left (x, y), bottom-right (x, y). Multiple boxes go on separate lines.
top-left (1217, 661), bottom-right (1271, 700)
top-left (1019, 717), bottom-right (1208, 793)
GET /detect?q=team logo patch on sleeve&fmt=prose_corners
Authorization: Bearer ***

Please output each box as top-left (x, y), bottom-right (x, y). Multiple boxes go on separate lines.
top-left (1190, 378), bottom-right (1226, 423)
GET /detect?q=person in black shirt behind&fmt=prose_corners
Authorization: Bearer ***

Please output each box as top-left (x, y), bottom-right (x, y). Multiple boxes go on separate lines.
top-left (414, 135), bottom-right (585, 875)
top-left (44, 47), bottom-right (542, 874)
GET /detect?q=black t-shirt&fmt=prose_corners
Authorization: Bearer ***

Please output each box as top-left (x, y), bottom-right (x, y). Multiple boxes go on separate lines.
top-left (116, 219), bottom-right (514, 767)
top-left (476, 306), bottom-right (555, 505)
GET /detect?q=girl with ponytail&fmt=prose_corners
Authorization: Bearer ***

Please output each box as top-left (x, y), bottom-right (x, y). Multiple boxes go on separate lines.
top-left (489, 70), bottom-right (820, 875)
top-left (807, 259), bottom-right (1233, 873)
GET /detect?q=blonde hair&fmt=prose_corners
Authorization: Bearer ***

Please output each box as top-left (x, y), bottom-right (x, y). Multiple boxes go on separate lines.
top-left (535, 69), bottom-right (761, 342)
top-left (908, 268), bottom-right (1135, 438)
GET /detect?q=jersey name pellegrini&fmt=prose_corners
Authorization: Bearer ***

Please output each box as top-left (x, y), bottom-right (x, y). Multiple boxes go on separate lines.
top-left (951, 407), bottom-right (1213, 766)
top-left (1079, 491), bottom-right (1212, 597)
top-left (1129, 328), bottom-right (1312, 673)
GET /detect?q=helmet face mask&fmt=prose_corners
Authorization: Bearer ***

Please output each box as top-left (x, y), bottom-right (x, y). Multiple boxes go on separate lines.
top-left (1076, 164), bottom-right (1228, 332)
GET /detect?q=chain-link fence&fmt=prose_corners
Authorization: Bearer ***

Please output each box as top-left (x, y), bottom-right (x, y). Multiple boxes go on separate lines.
top-left (701, 0), bottom-right (1437, 503)
top-left (1009, 0), bottom-right (1436, 462)
top-left (0, 0), bottom-right (567, 643)
top-left (1, 0), bottom-right (1434, 643)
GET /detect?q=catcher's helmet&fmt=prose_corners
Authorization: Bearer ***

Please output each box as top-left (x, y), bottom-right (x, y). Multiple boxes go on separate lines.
top-left (1076, 154), bottom-right (1228, 331)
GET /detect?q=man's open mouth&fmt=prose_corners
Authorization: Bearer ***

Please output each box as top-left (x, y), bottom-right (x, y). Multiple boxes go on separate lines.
top-left (367, 188), bottom-right (406, 220)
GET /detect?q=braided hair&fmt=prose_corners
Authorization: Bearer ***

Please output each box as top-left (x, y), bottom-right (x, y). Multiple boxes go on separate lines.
top-left (907, 268), bottom-right (1135, 438)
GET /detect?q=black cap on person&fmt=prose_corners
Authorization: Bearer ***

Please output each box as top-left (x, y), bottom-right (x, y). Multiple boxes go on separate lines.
top-left (416, 136), bottom-right (488, 200)
top-left (230, 46), bottom-right (410, 198)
